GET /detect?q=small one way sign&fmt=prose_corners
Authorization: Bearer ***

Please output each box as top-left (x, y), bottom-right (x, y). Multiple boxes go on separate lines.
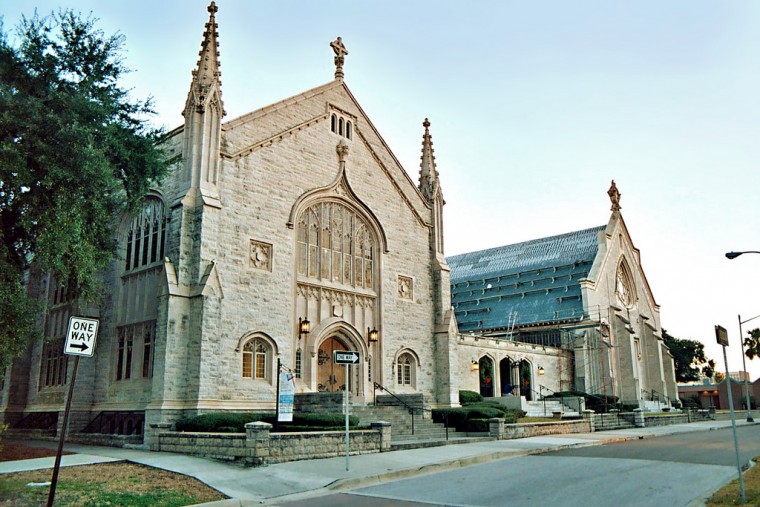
top-left (64, 317), bottom-right (99, 357)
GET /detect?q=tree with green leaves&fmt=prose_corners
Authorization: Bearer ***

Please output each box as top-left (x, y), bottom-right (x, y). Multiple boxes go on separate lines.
top-left (662, 329), bottom-right (716, 383)
top-left (0, 10), bottom-right (168, 368)
top-left (743, 328), bottom-right (760, 361)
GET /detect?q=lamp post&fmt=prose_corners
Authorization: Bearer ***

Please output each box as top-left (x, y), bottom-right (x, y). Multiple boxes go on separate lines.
top-left (726, 251), bottom-right (760, 259)
top-left (726, 249), bottom-right (760, 422)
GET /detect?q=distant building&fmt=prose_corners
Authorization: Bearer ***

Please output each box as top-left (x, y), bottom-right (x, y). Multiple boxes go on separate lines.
top-left (678, 377), bottom-right (753, 410)
top-left (729, 371), bottom-right (750, 382)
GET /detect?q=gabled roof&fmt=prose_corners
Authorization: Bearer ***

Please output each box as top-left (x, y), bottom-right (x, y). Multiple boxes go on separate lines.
top-left (447, 226), bottom-right (605, 331)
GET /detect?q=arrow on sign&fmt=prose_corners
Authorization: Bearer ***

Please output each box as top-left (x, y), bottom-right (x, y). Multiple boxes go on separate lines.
top-left (69, 343), bottom-right (89, 352)
top-left (334, 351), bottom-right (360, 364)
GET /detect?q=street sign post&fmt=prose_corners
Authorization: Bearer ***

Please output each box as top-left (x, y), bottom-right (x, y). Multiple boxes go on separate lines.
top-left (715, 324), bottom-right (746, 503)
top-left (334, 350), bottom-right (359, 470)
top-left (48, 316), bottom-right (99, 507)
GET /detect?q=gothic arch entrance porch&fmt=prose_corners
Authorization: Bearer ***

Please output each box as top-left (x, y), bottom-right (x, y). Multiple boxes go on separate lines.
top-left (500, 357), bottom-right (514, 396)
top-left (317, 337), bottom-right (349, 392)
top-left (478, 356), bottom-right (495, 398)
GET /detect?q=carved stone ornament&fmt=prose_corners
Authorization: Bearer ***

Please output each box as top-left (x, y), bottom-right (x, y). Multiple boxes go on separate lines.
top-left (249, 240), bottom-right (272, 271)
top-left (608, 180), bottom-right (621, 212)
top-left (398, 275), bottom-right (413, 300)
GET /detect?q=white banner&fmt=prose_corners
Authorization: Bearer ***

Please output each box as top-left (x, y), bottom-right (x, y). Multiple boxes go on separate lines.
top-left (278, 371), bottom-right (295, 422)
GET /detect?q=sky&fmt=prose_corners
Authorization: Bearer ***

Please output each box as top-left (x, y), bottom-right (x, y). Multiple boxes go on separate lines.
top-left (3, 0), bottom-right (760, 379)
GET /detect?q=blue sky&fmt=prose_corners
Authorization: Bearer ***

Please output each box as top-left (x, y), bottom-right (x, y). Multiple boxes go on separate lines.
top-left (4, 0), bottom-right (760, 378)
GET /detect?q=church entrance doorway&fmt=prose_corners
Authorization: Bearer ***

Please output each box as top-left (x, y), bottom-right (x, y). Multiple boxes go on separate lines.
top-left (500, 358), bottom-right (514, 396)
top-left (478, 356), bottom-right (494, 397)
top-left (519, 360), bottom-right (533, 401)
top-left (317, 337), bottom-right (348, 392)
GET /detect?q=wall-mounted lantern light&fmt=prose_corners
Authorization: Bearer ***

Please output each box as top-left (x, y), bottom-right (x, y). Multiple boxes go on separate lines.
top-left (537, 366), bottom-right (545, 376)
top-left (298, 317), bottom-right (310, 339)
top-left (471, 359), bottom-right (479, 371)
top-left (367, 327), bottom-right (379, 343)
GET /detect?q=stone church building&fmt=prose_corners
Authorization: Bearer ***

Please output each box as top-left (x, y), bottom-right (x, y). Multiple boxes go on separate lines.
top-left (0, 3), bottom-right (676, 439)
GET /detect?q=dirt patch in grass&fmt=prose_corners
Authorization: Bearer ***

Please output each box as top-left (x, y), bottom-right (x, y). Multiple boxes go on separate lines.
top-left (0, 462), bottom-right (227, 506)
top-left (0, 442), bottom-right (70, 462)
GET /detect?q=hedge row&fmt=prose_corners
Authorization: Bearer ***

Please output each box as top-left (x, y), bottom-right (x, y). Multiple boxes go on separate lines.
top-left (175, 412), bottom-right (360, 433)
top-left (432, 399), bottom-right (526, 431)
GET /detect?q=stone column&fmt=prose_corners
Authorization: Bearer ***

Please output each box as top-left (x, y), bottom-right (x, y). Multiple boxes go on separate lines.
top-left (633, 408), bottom-right (645, 428)
top-left (582, 409), bottom-right (595, 432)
top-left (371, 421), bottom-right (392, 451)
top-left (245, 421), bottom-right (272, 466)
top-left (147, 423), bottom-right (172, 451)
top-left (489, 418), bottom-right (505, 439)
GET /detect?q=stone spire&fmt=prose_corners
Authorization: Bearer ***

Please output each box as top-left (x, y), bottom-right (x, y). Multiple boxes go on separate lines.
top-left (179, 1), bottom-right (225, 209)
top-left (418, 118), bottom-right (439, 202)
top-left (185, 1), bottom-right (225, 116)
top-left (608, 180), bottom-right (621, 212)
top-left (330, 37), bottom-right (348, 80)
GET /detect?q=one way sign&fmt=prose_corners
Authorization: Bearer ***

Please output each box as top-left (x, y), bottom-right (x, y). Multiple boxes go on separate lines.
top-left (334, 351), bottom-right (360, 365)
top-left (64, 317), bottom-right (99, 357)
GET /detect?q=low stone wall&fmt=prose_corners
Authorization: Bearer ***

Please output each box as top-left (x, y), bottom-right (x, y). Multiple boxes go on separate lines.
top-left (154, 421), bottom-right (391, 466)
top-left (489, 418), bottom-right (591, 439)
top-left (643, 414), bottom-right (689, 427)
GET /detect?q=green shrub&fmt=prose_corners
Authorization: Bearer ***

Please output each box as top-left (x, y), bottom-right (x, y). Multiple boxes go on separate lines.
top-left (432, 408), bottom-right (469, 430)
top-left (466, 418), bottom-right (491, 432)
top-left (459, 390), bottom-right (483, 404)
top-left (465, 407), bottom-right (503, 419)
top-left (503, 412), bottom-right (518, 424)
top-left (174, 412), bottom-right (359, 432)
top-left (681, 397), bottom-right (700, 409)
top-left (462, 402), bottom-right (507, 414)
top-left (175, 412), bottom-right (273, 432)
top-left (506, 408), bottom-right (526, 419)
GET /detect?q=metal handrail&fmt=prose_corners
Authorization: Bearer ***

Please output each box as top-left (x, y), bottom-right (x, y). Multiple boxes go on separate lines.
top-left (373, 381), bottom-right (451, 438)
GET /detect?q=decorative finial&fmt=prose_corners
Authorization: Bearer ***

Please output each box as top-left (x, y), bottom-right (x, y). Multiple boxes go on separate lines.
top-left (418, 118), bottom-right (439, 202)
top-left (208, 1), bottom-right (217, 14)
top-left (336, 139), bottom-right (349, 163)
top-left (330, 37), bottom-right (348, 80)
top-left (608, 180), bottom-right (621, 212)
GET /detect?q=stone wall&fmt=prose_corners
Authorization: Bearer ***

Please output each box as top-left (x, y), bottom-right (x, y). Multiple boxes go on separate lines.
top-left (643, 414), bottom-right (689, 427)
top-left (489, 418), bottom-right (591, 439)
top-left (154, 421), bottom-right (390, 466)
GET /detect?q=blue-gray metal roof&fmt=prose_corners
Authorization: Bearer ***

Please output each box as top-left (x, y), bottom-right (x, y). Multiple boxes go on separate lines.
top-left (447, 226), bottom-right (605, 331)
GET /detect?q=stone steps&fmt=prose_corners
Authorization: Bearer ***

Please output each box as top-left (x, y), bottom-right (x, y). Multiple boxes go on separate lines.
top-left (352, 404), bottom-right (458, 441)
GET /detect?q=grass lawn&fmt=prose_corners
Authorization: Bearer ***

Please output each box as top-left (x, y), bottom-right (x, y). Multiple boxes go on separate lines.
top-left (707, 456), bottom-right (760, 506)
top-left (0, 443), bottom-right (227, 507)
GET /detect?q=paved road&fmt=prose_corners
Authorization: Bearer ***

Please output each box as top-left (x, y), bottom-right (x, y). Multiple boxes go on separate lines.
top-left (278, 426), bottom-right (760, 507)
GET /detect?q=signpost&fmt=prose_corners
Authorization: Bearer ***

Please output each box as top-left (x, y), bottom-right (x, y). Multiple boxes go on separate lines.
top-left (715, 324), bottom-right (746, 504)
top-left (48, 316), bottom-right (99, 507)
top-left (334, 350), bottom-right (359, 471)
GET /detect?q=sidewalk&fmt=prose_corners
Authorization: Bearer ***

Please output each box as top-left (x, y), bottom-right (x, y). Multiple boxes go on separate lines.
top-left (1, 419), bottom-right (754, 506)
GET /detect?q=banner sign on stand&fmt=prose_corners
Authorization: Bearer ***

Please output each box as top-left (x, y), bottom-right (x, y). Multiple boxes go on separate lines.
top-left (278, 371), bottom-right (295, 422)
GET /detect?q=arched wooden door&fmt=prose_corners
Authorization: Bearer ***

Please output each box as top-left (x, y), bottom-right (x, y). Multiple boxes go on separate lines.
top-left (317, 337), bottom-right (348, 392)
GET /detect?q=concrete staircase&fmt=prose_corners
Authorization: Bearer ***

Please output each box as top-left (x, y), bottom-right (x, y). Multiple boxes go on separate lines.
top-left (351, 404), bottom-right (495, 450)
top-left (351, 405), bottom-right (452, 441)
top-left (524, 399), bottom-right (579, 418)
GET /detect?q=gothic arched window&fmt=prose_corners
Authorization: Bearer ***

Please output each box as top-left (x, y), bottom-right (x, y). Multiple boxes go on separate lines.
top-left (397, 353), bottom-right (414, 386)
top-left (615, 259), bottom-right (636, 308)
top-left (297, 202), bottom-right (375, 289)
top-left (243, 338), bottom-right (271, 381)
top-left (125, 198), bottom-right (166, 271)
